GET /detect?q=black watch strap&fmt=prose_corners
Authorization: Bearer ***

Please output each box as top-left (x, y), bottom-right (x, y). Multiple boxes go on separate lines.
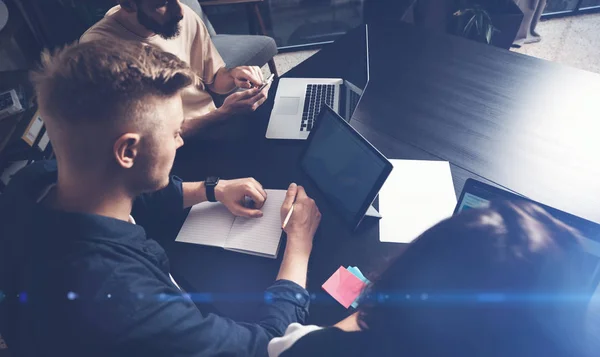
top-left (205, 176), bottom-right (219, 202)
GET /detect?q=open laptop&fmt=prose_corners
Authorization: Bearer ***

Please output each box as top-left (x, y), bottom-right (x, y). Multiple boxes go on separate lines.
top-left (266, 25), bottom-right (370, 140)
top-left (455, 178), bottom-right (600, 293)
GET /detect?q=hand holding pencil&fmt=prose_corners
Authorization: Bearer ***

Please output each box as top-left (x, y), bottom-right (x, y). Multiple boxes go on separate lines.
top-left (282, 204), bottom-right (295, 229)
top-left (280, 183), bottom-right (321, 253)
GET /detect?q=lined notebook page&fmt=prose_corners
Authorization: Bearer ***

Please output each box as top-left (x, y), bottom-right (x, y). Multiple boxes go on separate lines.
top-left (225, 190), bottom-right (287, 258)
top-left (176, 202), bottom-right (234, 248)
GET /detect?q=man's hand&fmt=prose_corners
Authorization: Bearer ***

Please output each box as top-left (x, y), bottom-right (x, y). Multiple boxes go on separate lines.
top-left (219, 85), bottom-right (270, 115)
top-left (280, 183), bottom-right (321, 254)
top-left (230, 66), bottom-right (264, 89)
top-left (215, 178), bottom-right (267, 218)
top-left (275, 183), bottom-right (321, 288)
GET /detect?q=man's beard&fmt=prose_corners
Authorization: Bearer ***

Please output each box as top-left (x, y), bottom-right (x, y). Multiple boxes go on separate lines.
top-left (137, 10), bottom-right (182, 39)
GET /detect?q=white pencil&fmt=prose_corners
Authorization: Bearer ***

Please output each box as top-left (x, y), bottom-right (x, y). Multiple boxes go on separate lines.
top-left (282, 204), bottom-right (295, 229)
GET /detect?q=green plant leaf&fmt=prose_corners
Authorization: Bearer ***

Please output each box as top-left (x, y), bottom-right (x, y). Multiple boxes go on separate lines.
top-left (476, 13), bottom-right (483, 35)
top-left (463, 15), bottom-right (476, 36)
top-left (457, 5), bottom-right (499, 44)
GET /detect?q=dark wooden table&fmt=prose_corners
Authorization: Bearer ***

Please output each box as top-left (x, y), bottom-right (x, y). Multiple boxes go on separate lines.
top-left (168, 22), bottom-right (600, 326)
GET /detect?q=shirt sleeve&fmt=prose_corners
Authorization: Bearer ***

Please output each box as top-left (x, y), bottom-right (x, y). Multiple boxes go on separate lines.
top-left (187, 6), bottom-right (226, 85)
top-left (268, 323), bottom-right (323, 357)
top-left (79, 31), bottom-right (104, 43)
top-left (85, 267), bottom-right (310, 357)
top-left (131, 176), bottom-right (184, 246)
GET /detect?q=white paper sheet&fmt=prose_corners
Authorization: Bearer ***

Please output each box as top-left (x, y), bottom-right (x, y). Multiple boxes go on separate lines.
top-left (379, 160), bottom-right (457, 243)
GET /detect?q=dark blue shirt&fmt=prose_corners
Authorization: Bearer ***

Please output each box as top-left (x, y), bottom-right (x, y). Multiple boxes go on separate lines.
top-left (0, 161), bottom-right (309, 357)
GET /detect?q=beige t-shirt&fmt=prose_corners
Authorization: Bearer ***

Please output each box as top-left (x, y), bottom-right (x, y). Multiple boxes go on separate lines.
top-left (80, 4), bottom-right (226, 120)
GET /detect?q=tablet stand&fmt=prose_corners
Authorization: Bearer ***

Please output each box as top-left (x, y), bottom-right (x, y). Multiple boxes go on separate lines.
top-left (365, 205), bottom-right (382, 218)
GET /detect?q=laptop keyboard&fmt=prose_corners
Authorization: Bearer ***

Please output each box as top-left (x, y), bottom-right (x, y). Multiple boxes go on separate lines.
top-left (301, 84), bottom-right (335, 132)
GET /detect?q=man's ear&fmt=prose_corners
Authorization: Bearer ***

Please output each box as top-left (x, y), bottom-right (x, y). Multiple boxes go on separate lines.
top-left (120, 0), bottom-right (138, 13)
top-left (113, 133), bottom-right (142, 169)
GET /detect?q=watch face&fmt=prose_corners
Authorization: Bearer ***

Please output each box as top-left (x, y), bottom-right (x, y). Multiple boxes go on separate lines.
top-left (206, 176), bottom-right (219, 186)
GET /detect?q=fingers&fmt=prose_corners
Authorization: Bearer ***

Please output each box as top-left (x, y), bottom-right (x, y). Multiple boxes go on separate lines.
top-left (282, 183), bottom-right (298, 212)
top-left (296, 185), bottom-right (308, 200)
top-left (245, 185), bottom-right (266, 210)
top-left (253, 66), bottom-right (264, 83)
top-left (252, 96), bottom-right (268, 111)
top-left (238, 66), bottom-right (262, 87)
top-left (220, 178), bottom-right (269, 218)
top-left (242, 87), bottom-right (269, 111)
top-left (245, 66), bottom-right (262, 85)
top-left (251, 178), bottom-right (268, 208)
top-left (232, 87), bottom-right (260, 100)
top-left (232, 66), bottom-right (264, 89)
top-left (233, 178), bottom-right (265, 209)
top-left (227, 77), bottom-right (269, 113)
top-left (235, 78), bottom-right (253, 89)
top-left (229, 87), bottom-right (264, 104)
top-left (230, 182), bottom-right (265, 218)
top-left (248, 89), bottom-right (268, 102)
top-left (259, 82), bottom-right (271, 97)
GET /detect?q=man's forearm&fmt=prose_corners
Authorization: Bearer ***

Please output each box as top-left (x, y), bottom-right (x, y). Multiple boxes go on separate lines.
top-left (182, 182), bottom-right (207, 208)
top-left (208, 67), bottom-right (236, 95)
top-left (276, 240), bottom-right (311, 288)
top-left (181, 108), bottom-right (229, 138)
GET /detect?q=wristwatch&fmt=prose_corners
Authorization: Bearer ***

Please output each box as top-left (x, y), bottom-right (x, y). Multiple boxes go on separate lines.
top-left (205, 176), bottom-right (220, 202)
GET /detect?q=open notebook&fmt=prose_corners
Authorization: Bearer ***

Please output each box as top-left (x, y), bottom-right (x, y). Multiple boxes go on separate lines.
top-left (175, 189), bottom-right (286, 258)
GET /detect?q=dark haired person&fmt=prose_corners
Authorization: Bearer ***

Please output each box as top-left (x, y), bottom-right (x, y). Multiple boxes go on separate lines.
top-left (269, 201), bottom-right (591, 357)
top-left (81, 0), bottom-right (270, 137)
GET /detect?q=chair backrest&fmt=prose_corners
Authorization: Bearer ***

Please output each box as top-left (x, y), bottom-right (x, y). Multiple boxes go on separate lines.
top-left (179, 0), bottom-right (217, 36)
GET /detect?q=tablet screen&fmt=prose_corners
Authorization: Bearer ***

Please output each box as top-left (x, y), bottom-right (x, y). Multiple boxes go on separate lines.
top-left (300, 106), bottom-right (392, 229)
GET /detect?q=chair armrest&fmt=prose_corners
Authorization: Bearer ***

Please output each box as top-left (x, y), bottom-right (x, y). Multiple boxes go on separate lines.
top-left (198, 0), bottom-right (263, 6)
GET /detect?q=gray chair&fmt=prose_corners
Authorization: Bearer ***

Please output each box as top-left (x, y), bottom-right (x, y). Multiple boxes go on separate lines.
top-left (181, 0), bottom-right (278, 76)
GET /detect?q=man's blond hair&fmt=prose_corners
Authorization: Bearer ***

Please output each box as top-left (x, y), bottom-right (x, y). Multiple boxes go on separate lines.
top-left (31, 39), bottom-right (196, 127)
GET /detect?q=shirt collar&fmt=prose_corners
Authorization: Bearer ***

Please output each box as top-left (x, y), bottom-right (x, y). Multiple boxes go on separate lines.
top-left (32, 162), bottom-right (146, 244)
top-left (43, 208), bottom-right (147, 244)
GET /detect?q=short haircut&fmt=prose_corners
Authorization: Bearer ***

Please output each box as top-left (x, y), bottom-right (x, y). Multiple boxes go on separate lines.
top-left (358, 200), bottom-right (590, 357)
top-left (30, 39), bottom-right (196, 128)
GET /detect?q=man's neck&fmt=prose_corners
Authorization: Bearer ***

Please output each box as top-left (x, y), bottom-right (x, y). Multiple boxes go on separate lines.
top-left (114, 7), bottom-right (155, 38)
top-left (50, 170), bottom-right (135, 222)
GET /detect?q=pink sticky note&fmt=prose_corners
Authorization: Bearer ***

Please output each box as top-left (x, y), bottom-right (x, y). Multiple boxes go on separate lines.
top-left (322, 266), bottom-right (367, 308)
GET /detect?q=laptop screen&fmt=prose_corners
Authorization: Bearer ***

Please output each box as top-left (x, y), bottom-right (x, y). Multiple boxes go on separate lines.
top-left (455, 179), bottom-right (600, 292)
top-left (341, 24), bottom-right (370, 122)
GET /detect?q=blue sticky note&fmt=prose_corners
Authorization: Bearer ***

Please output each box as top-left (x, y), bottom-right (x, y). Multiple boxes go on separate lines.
top-left (347, 266), bottom-right (370, 308)
top-left (347, 266), bottom-right (369, 284)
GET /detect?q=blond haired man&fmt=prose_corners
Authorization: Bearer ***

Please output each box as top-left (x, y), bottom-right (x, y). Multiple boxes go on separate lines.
top-left (81, 0), bottom-right (271, 137)
top-left (0, 41), bottom-right (320, 356)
